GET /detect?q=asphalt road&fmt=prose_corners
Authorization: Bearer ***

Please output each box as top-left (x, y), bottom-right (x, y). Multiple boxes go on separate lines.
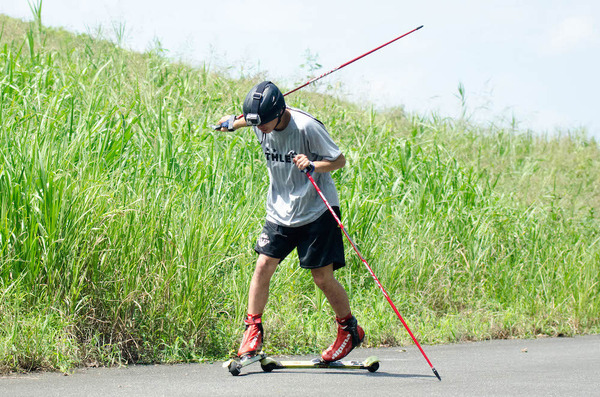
top-left (2, 335), bottom-right (598, 396)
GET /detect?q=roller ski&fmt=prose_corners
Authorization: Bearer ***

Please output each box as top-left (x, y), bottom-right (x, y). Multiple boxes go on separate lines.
top-left (260, 355), bottom-right (379, 373)
top-left (224, 353), bottom-right (379, 376)
top-left (225, 314), bottom-right (375, 376)
top-left (260, 314), bottom-right (374, 373)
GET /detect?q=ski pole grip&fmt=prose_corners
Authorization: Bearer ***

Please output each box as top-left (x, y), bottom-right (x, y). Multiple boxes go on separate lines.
top-left (287, 151), bottom-right (312, 174)
top-left (213, 115), bottom-right (236, 131)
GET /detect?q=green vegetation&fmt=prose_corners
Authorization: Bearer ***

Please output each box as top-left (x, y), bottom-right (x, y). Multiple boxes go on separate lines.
top-left (1, 14), bottom-right (599, 373)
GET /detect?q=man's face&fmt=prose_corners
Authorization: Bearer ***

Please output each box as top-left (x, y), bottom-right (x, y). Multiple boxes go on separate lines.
top-left (257, 118), bottom-right (279, 134)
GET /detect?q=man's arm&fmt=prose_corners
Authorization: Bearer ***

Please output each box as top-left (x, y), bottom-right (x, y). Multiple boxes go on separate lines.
top-left (293, 153), bottom-right (346, 173)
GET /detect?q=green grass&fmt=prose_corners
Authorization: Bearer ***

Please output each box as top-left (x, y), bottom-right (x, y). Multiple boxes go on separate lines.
top-left (1, 14), bottom-right (599, 373)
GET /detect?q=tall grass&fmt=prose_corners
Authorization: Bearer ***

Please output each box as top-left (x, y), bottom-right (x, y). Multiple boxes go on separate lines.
top-left (1, 15), bottom-right (599, 372)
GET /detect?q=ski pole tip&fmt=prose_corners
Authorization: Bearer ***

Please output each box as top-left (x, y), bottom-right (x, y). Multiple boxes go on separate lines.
top-left (432, 367), bottom-right (441, 381)
top-left (417, 25), bottom-right (424, 30)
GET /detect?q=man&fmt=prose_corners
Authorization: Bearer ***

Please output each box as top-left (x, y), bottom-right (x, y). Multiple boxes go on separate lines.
top-left (217, 81), bottom-right (364, 362)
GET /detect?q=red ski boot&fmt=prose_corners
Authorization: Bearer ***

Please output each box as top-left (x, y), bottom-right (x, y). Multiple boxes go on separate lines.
top-left (321, 314), bottom-right (365, 362)
top-left (237, 313), bottom-right (263, 358)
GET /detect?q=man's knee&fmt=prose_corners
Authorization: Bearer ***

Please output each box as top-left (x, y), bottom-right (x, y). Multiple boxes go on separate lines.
top-left (311, 264), bottom-right (335, 290)
top-left (254, 255), bottom-right (280, 279)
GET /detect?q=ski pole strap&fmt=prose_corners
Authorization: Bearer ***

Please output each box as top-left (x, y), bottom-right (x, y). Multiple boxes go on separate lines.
top-left (223, 115), bottom-right (235, 131)
top-left (305, 161), bottom-right (315, 174)
top-left (287, 151), bottom-right (315, 174)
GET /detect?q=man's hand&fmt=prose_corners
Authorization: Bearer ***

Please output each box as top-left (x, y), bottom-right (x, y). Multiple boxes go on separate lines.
top-left (213, 115), bottom-right (248, 131)
top-left (292, 153), bottom-right (315, 173)
top-left (214, 115), bottom-right (236, 131)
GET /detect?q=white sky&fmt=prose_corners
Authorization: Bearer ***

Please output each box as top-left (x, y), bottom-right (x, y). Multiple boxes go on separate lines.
top-left (2, 0), bottom-right (599, 139)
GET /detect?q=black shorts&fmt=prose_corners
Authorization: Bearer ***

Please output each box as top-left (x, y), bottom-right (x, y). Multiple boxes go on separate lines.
top-left (254, 207), bottom-right (346, 270)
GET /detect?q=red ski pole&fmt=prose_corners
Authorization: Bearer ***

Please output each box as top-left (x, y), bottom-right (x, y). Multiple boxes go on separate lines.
top-left (214, 26), bottom-right (423, 130)
top-left (283, 25), bottom-right (423, 97)
top-left (290, 152), bottom-right (441, 381)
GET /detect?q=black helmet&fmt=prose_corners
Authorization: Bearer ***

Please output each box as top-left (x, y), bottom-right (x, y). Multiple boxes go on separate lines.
top-left (243, 81), bottom-right (286, 126)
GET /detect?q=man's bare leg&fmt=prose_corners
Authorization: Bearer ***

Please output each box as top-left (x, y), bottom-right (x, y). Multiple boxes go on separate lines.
top-left (248, 254), bottom-right (280, 315)
top-left (310, 264), bottom-right (351, 318)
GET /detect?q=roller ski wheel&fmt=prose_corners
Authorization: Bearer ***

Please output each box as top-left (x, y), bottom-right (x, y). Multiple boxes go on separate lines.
top-left (364, 355), bottom-right (380, 372)
top-left (260, 357), bottom-right (279, 372)
top-left (223, 352), bottom-right (266, 376)
top-left (227, 360), bottom-right (242, 376)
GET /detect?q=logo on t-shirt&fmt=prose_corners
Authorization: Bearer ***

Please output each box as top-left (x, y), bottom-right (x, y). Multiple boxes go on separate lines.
top-left (263, 148), bottom-right (293, 164)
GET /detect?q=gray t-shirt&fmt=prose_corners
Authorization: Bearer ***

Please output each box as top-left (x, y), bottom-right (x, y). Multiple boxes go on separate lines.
top-left (253, 108), bottom-right (342, 227)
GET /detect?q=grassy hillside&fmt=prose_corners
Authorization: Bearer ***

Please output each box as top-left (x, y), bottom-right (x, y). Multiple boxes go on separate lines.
top-left (1, 14), bottom-right (599, 373)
